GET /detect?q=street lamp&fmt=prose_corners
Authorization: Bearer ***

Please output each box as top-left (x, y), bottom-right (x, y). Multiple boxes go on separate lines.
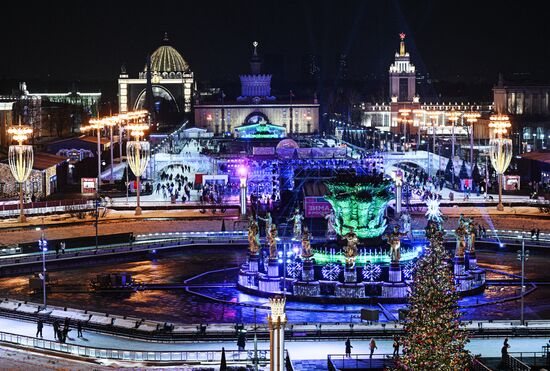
top-left (464, 111), bottom-right (481, 177)
top-left (126, 114), bottom-right (150, 215)
top-left (8, 120), bottom-right (34, 223)
top-left (103, 117), bottom-right (117, 182)
top-left (517, 235), bottom-right (529, 326)
top-left (38, 234), bottom-right (48, 310)
top-left (413, 109), bottom-right (425, 152)
top-left (397, 108), bottom-right (413, 151)
top-left (81, 117), bottom-right (105, 189)
top-left (489, 114), bottom-right (512, 211)
top-left (426, 110), bottom-right (440, 176)
top-left (238, 166), bottom-right (248, 218)
top-left (447, 109), bottom-right (461, 186)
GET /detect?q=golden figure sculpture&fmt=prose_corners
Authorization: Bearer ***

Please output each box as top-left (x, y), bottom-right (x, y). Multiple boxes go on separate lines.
top-left (248, 217), bottom-right (260, 254)
top-left (301, 226), bottom-right (313, 259)
top-left (288, 208), bottom-right (304, 240)
top-left (455, 220), bottom-right (468, 258)
top-left (343, 227), bottom-right (359, 267)
top-left (387, 225), bottom-right (408, 263)
top-left (268, 223), bottom-right (278, 259)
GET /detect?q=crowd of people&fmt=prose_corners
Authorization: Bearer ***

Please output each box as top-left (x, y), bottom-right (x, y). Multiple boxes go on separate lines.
top-left (156, 165), bottom-right (195, 203)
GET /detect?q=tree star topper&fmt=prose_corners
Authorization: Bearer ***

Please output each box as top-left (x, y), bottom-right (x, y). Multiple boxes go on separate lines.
top-left (425, 195), bottom-right (443, 223)
top-left (399, 33), bottom-right (406, 40)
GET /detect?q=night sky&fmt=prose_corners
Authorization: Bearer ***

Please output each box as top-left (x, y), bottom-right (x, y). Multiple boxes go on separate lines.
top-left (2, 0), bottom-right (549, 85)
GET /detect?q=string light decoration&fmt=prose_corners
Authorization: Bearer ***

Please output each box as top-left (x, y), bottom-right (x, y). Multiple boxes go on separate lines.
top-left (321, 263), bottom-right (341, 281)
top-left (286, 262), bottom-right (303, 279)
top-left (361, 262), bottom-right (382, 282)
top-left (489, 114), bottom-right (513, 211)
top-left (403, 260), bottom-right (416, 280)
top-left (425, 195), bottom-right (443, 223)
top-left (8, 119), bottom-right (34, 223)
top-left (398, 218), bottom-right (469, 369)
top-left (126, 112), bottom-right (150, 215)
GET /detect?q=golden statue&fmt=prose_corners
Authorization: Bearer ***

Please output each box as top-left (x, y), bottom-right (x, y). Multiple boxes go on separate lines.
top-left (301, 226), bottom-right (313, 259)
top-left (288, 208), bottom-right (304, 240)
top-left (248, 217), bottom-right (260, 254)
top-left (343, 227), bottom-right (359, 267)
top-left (386, 226), bottom-right (407, 263)
top-left (268, 223), bottom-right (278, 259)
top-left (455, 220), bottom-right (468, 258)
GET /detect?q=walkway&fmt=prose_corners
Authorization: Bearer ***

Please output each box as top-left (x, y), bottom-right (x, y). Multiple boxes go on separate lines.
top-left (0, 316), bottom-right (547, 360)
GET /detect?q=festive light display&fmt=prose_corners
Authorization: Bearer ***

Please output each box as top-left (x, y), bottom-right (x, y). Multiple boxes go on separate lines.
top-left (286, 262), bottom-right (302, 279)
top-left (403, 260), bottom-right (416, 280)
top-left (425, 195), bottom-right (443, 223)
top-left (399, 219), bottom-right (469, 369)
top-left (361, 262), bottom-right (382, 281)
top-left (312, 247), bottom-right (419, 265)
top-left (234, 122), bottom-right (286, 139)
top-left (324, 176), bottom-right (393, 239)
top-left (8, 120), bottom-right (34, 223)
top-left (321, 263), bottom-right (341, 281)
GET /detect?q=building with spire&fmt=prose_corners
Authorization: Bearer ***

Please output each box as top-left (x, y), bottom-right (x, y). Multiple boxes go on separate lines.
top-left (195, 42), bottom-right (319, 138)
top-left (118, 33), bottom-right (194, 125)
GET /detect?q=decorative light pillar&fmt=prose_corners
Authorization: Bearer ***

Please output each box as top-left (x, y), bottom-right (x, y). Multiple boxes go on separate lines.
top-left (413, 109), bottom-right (425, 152)
top-left (126, 113), bottom-right (150, 215)
top-left (489, 114), bottom-right (512, 211)
top-left (8, 120), bottom-right (34, 223)
top-left (238, 166), bottom-right (248, 218)
top-left (268, 296), bottom-right (286, 371)
top-left (397, 108), bottom-right (412, 151)
top-left (464, 111), bottom-right (481, 177)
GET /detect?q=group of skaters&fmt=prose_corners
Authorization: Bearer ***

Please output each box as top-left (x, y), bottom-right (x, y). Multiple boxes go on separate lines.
top-left (36, 317), bottom-right (83, 343)
top-left (344, 336), bottom-right (401, 359)
top-left (156, 165), bottom-right (194, 202)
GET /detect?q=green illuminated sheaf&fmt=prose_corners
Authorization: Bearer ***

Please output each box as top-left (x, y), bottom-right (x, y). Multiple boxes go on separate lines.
top-left (312, 248), bottom-right (419, 265)
top-left (324, 177), bottom-right (394, 239)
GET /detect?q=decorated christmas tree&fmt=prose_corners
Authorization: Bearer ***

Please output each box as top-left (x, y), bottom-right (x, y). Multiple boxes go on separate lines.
top-left (399, 205), bottom-right (469, 370)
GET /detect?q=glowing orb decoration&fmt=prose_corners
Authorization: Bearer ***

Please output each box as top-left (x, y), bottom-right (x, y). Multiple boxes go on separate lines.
top-left (489, 138), bottom-right (512, 175)
top-left (8, 145), bottom-right (34, 183)
top-left (425, 195), bottom-right (443, 222)
top-left (321, 263), bottom-right (341, 281)
top-left (126, 141), bottom-right (150, 177)
top-left (362, 262), bottom-right (382, 282)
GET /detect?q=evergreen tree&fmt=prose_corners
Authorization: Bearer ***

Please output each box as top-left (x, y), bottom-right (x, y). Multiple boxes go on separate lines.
top-left (399, 218), bottom-right (469, 370)
top-left (444, 158), bottom-right (454, 183)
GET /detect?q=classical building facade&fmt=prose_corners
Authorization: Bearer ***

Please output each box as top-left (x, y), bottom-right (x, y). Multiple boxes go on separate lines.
top-left (118, 34), bottom-right (194, 120)
top-left (195, 42), bottom-right (319, 137)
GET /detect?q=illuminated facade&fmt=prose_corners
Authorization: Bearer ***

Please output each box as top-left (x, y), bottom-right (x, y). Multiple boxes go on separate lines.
top-left (195, 42), bottom-right (319, 136)
top-left (118, 34), bottom-right (194, 116)
top-left (361, 34), bottom-right (493, 138)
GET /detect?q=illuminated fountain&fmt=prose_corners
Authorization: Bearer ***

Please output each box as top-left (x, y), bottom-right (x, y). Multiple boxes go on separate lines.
top-left (237, 175), bottom-right (485, 302)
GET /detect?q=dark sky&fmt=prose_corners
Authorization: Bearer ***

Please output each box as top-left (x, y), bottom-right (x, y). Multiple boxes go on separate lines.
top-left (2, 0), bottom-right (549, 84)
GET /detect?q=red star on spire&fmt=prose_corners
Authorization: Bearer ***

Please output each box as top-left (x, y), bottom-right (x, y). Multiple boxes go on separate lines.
top-left (399, 33), bottom-right (406, 40)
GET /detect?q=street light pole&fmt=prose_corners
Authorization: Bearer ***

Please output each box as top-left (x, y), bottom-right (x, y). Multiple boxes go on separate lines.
top-left (39, 233), bottom-right (48, 310)
top-left (517, 235), bottom-right (529, 326)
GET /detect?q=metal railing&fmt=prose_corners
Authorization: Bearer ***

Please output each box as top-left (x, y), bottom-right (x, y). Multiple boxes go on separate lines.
top-left (0, 199), bottom-right (93, 218)
top-left (0, 329), bottom-right (267, 364)
top-left (327, 353), bottom-right (395, 370)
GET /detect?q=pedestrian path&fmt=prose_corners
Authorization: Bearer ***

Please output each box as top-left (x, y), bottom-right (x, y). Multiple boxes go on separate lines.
top-left (0, 316), bottom-right (548, 360)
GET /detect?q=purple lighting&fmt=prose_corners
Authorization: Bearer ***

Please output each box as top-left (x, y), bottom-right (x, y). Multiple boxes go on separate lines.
top-left (238, 166), bottom-right (248, 177)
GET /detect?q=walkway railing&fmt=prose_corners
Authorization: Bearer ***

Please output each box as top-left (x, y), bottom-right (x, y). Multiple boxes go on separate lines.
top-left (327, 353), bottom-right (395, 370)
top-left (0, 329), bottom-right (267, 364)
top-left (0, 199), bottom-right (93, 218)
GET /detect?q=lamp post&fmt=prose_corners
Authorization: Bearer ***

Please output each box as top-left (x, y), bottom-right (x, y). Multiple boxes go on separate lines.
top-left (398, 108), bottom-right (412, 151)
top-left (489, 114), bottom-right (512, 211)
top-left (82, 118), bottom-right (105, 189)
top-left (38, 233), bottom-right (48, 309)
top-left (126, 112), bottom-right (150, 215)
top-left (517, 234), bottom-right (529, 326)
top-left (447, 109), bottom-right (461, 186)
top-left (413, 109), bottom-right (425, 152)
top-left (427, 111), bottom-right (440, 177)
top-left (238, 166), bottom-right (248, 218)
top-left (103, 117), bottom-right (117, 182)
top-left (8, 120), bottom-right (34, 223)
top-left (464, 111), bottom-right (481, 177)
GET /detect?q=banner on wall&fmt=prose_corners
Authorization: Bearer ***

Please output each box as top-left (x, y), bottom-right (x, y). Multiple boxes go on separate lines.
top-left (304, 196), bottom-right (332, 218)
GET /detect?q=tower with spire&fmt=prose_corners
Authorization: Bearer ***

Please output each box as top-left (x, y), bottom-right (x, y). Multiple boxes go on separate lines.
top-left (389, 33), bottom-right (416, 102)
top-left (238, 42), bottom-right (275, 102)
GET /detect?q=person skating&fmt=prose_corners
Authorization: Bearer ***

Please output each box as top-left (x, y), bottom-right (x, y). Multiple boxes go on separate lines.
top-left (393, 335), bottom-right (400, 357)
top-left (77, 320), bottom-right (83, 338)
top-left (36, 319), bottom-right (43, 338)
top-left (345, 338), bottom-right (352, 357)
top-left (369, 338), bottom-right (377, 358)
top-left (52, 320), bottom-right (59, 340)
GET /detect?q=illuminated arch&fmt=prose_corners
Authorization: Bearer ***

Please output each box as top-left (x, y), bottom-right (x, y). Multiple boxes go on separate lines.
top-left (134, 85), bottom-right (180, 112)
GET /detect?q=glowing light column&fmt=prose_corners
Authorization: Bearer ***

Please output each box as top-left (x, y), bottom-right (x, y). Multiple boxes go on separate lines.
top-left (268, 297), bottom-right (286, 371)
top-left (8, 120), bottom-right (33, 223)
top-left (447, 109), bottom-right (461, 186)
top-left (238, 166), bottom-right (248, 217)
top-left (103, 117), bottom-right (117, 182)
top-left (427, 111), bottom-right (440, 176)
top-left (126, 112), bottom-right (150, 215)
top-left (489, 114), bottom-right (512, 211)
top-left (397, 108), bottom-right (412, 151)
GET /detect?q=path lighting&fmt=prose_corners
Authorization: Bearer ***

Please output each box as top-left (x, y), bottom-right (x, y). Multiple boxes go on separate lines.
top-left (464, 111), bottom-right (481, 177)
top-left (126, 112), bottom-right (150, 215)
top-left (8, 119), bottom-right (34, 223)
top-left (489, 114), bottom-right (512, 211)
